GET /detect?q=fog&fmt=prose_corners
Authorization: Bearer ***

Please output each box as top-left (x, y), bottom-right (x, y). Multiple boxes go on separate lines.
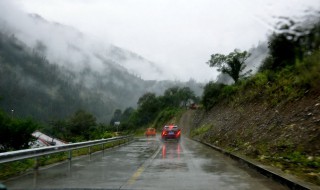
top-left (1, 0), bottom-right (320, 82)
top-left (0, 1), bottom-right (165, 81)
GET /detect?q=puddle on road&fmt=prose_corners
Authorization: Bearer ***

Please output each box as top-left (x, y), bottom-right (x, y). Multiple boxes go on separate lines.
top-left (149, 161), bottom-right (189, 172)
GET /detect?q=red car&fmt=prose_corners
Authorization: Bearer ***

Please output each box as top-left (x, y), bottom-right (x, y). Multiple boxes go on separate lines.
top-left (161, 125), bottom-right (181, 141)
top-left (145, 127), bottom-right (156, 137)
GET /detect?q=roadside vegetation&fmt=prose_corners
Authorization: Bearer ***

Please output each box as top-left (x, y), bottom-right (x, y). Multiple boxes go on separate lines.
top-left (202, 16), bottom-right (320, 111)
top-left (191, 16), bottom-right (320, 185)
top-left (0, 139), bottom-right (127, 180)
top-left (0, 108), bottom-right (116, 153)
top-left (0, 85), bottom-right (198, 180)
top-left (202, 49), bottom-right (320, 111)
top-left (0, 110), bottom-right (40, 152)
top-left (110, 86), bottom-right (199, 132)
top-left (0, 107), bottom-right (124, 180)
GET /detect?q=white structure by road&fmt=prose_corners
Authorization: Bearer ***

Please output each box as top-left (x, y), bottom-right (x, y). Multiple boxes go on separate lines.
top-left (30, 130), bottom-right (67, 148)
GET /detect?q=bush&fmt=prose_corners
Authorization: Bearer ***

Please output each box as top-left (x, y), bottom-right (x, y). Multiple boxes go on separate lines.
top-left (295, 50), bottom-right (320, 89)
top-left (153, 108), bottom-right (182, 128)
top-left (202, 82), bottom-right (225, 111)
top-left (0, 110), bottom-right (40, 152)
top-left (190, 124), bottom-right (213, 137)
top-left (202, 49), bottom-right (320, 110)
top-left (102, 131), bottom-right (113, 138)
top-left (253, 73), bottom-right (268, 87)
top-left (221, 85), bottom-right (238, 98)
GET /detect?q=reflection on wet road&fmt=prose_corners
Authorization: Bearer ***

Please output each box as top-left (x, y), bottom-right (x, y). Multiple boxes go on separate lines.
top-left (125, 138), bottom-right (288, 190)
top-left (161, 141), bottom-right (182, 159)
top-left (4, 137), bottom-right (288, 190)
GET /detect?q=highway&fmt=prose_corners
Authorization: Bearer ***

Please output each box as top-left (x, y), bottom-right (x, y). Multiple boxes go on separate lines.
top-left (4, 137), bottom-right (288, 190)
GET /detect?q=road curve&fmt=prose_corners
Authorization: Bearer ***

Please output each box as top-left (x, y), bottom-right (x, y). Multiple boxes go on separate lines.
top-left (4, 137), bottom-right (288, 190)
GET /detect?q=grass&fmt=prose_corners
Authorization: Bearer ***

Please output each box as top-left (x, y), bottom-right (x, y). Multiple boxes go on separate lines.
top-left (203, 50), bottom-right (320, 110)
top-left (257, 151), bottom-right (320, 185)
top-left (153, 108), bottom-right (184, 128)
top-left (190, 124), bottom-right (213, 138)
top-left (0, 159), bottom-right (34, 180)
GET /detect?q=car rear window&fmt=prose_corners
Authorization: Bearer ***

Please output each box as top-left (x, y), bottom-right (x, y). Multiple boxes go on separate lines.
top-left (164, 125), bottom-right (179, 131)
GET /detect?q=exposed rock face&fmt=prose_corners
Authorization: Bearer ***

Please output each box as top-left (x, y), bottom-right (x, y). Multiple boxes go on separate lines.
top-left (181, 89), bottom-right (320, 185)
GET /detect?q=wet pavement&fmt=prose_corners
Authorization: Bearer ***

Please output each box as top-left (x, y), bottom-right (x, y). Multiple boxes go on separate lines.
top-left (3, 137), bottom-right (288, 190)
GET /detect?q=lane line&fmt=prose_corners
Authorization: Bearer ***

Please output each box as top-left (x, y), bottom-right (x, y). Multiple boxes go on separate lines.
top-left (126, 144), bottom-right (162, 186)
top-left (127, 167), bottom-right (145, 185)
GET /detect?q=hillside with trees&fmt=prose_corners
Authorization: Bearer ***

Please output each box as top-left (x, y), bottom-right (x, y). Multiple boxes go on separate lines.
top-left (0, 30), bottom-right (202, 123)
top-left (0, 11), bottom-right (204, 123)
top-left (187, 15), bottom-right (320, 185)
top-left (109, 86), bottom-right (199, 132)
top-left (0, 17), bottom-right (202, 153)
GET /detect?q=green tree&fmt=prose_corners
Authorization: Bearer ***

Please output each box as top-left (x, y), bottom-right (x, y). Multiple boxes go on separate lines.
top-left (160, 86), bottom-right (196, 108)
top-left (121, 107), bottom-right (134, 121)
top-left (109, 109), bottom-right (122, 125)
top-left (137, 92), bottom-right (157, 107)
top-left (45, 119), bottom-right (69, 142)
top-left (162, 87), bottom-right (181, 107)
top-left (260, 17), bottom-right (320, 72)
top-left (260, 33), bottom-right (296, 72)
top-left (201, 82), bottom-right (225, 111)
top-left (207, 49), bottom-right (251, 83)
top-left (68, 109), bottom-right (97, 141)
top-left (0, 110), bottom-right (39, 152)
top-left (137, 93), bottom-right (160, 125)
top-left (178, 87), bottom-right (196, 108)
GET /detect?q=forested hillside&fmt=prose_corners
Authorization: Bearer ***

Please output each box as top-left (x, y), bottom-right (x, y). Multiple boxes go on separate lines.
top-left (0, 30), bottom-right (202, 122)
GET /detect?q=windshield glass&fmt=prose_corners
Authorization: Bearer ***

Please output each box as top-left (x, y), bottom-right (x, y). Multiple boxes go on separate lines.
top-left (0, 0), bottom-right (319, 189)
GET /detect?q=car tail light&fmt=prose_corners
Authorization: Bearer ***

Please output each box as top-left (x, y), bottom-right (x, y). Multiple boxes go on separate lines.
top-left (176, 130), bottom-right (181, 137)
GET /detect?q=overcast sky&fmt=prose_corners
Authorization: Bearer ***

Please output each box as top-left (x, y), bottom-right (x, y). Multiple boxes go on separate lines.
top-left (8, 0), bottom-right (320, 82)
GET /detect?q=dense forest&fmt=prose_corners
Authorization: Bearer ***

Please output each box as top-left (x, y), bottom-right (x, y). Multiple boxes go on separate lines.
top-left (0, 31), bottom-right (202, 123)
top-left (0, 32), bottom-right (113, 121)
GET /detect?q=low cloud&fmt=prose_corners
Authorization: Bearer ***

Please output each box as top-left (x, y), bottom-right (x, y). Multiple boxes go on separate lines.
top-left (2, 0), bottom-right (320, 82)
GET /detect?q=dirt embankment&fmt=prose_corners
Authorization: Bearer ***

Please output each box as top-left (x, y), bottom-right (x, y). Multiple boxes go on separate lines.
top-left (179, 109), bottom-right (194, 137)
top-left (182, 90), bottom-right (320, 185)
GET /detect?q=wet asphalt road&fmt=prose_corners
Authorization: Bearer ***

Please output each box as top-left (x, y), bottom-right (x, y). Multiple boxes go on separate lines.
top-left (4, 137), bottom-right (288, 190)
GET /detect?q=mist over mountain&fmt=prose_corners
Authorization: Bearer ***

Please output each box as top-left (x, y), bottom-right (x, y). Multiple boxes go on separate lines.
top-left (1, 11), bottom-right (166, 80)
top-left (0, 9), bottom-right (203, 122)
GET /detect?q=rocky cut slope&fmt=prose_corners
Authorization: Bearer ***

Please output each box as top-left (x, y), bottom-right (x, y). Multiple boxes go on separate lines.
top-left (188, 70), bottom-right (320, 185)
top-left (187, 15), bottom-right (320, 185)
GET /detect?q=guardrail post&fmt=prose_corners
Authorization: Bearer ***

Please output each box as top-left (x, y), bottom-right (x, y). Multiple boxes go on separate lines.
top-left (68, 150), bottom-right (72, 170)
top-left (102, 144), bottom-right (105, 156)
top-left (89, 147), bottom-right (91, 161)
top-left (34, 157), bottom-right (39, 170)
top-left (68, 150), bottom-right (72, 161)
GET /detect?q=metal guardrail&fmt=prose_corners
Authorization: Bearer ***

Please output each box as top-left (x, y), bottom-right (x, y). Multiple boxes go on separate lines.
top-left (0, 135), bottom-right (134, 165)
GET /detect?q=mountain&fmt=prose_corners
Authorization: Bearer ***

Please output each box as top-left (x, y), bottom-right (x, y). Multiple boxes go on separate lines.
top-left (5, 13), bottom-right (166, 80)
top-left (0, 13), bottom-right (203, 122)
